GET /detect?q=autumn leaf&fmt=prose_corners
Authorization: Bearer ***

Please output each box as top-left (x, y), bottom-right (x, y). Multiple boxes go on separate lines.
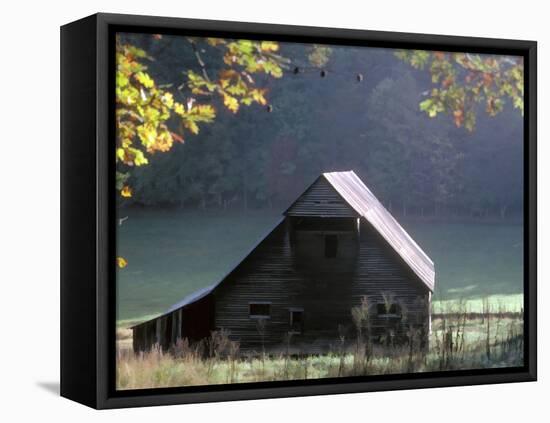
top-left (250, 88), bottom-right (267, 105)
top-left (220, 78), bottom-right (230, 89)
top-left (137, 123), bottom-right (158, 148)
top-left (206, 37), bottom-right (225, 46)
top-left (397, 50), bottom-right (523, 130)
top-left (116, 257), bottom-right (128, 268)
top-left (171, 131), bottom-right (185, 144)
top-left (135, 71), bottom-right (154, 88)
top-left (193, 104), bottom-right (216, 120)
top-left (132, 148), bottom-right (149, 166)
top-left (174, 102), bottom-right (185, 116)
top-left (482, 73), bottom-right (493, 87)
top-left (120, 185), bottom-right (132, 198)
top-left (161, 92), bottom-right (174, 108)
top-left (116, 72), bottom-right (129, 88)
top-left (116, 37), bottom-right (287, 188)
top-left (184, 120), bottom-right (200, 135)
top-left (453, 109), bottom-right (464, 127)
top-left (116, 148), bottom-right (126, 162)
top-left (151, 129), bottom-right (173, 153)
top-left (260, 41), bottom-right (279, 52)
top-left (223, 93), bottom-right (239, 113)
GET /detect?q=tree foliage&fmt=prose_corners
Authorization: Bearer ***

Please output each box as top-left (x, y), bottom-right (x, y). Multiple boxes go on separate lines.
top-left (308, 44), bottom-right (332, 68)
top-left (115, 35), bottom-right (291, 267)
top-left (365, 74), bottom-right (460, 215)
top-left (117, 37), bottom-right (524, 224)
top-left (396, 50), bottom-right (523, 131)
top-left (115, 35), bottom-right (289, 197)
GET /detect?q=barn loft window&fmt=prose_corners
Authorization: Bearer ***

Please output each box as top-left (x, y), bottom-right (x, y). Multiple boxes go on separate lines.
top-left (376, 303), bottom-right (402, 318)
top-left (324, 234), bottom-right (338, 258)
top-left (249, 302), bottom-right (271, 319)
top-left (289, 308), bottom-right (304, 334)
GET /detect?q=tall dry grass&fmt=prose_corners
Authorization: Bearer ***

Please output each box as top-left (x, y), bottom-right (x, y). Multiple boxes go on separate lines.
top-left (116, 300), bottom-right (524, 390)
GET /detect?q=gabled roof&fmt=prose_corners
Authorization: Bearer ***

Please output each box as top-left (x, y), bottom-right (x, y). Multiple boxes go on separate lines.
top-left (322, 170), bottom-right (435, 290)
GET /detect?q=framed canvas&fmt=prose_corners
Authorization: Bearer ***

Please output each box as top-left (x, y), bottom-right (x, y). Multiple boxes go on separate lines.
top-left (60, 13), bottom-right (537, 409)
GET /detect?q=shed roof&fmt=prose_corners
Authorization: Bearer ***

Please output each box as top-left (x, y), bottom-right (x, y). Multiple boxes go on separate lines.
top-left (130, 217), bottom-right (286, 328)
top-left (321, 170), bottom-right (435, 290)
top-left (165, 284), bottom-right (216, 313)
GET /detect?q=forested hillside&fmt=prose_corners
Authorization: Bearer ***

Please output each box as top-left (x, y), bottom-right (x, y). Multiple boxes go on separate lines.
top-left (117, 33), bottom-right (523, 219)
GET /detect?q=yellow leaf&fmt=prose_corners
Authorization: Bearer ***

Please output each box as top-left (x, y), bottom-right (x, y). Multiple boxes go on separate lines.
top-left (223, 93), bottom-right (239, 113)
top-left (185, 120), bottom-right (199, 134)
top-left (194, 104), bottom-right (216, 120)
top-left (220, 78), bottom-right (230, 89)
top-left (117, 257), bottom-right (128, 268)
top-left (128, 147), bottom-right (149, 166)
top-left (206, 37), bottom-right (225, 46)
top-left (151, 129), bottom-right (173, 153)
top-left (116, 148), bottom-right (126, 161)
top-left (260, 41), bottom-right (279, 52)
top-left (271, 66), bottom-right (283, 78)
top-left (120, 185), bottom-right (132, 198)
top-left (174, 102), bottom-right (185, 116)
top-left (137, 123), bottom-right (158, 148)
top-left (116, 71), bottom-right (129, 88)
top-left (135, 71), bottom-right (154, 88)
top-left (251, 89), bottom-right (267, 105)
top-left (161, 92), bottom-right (174, 108)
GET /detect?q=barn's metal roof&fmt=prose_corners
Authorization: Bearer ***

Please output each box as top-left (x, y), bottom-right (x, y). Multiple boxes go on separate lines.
top-left (323, 170), bottom-right (435, 291)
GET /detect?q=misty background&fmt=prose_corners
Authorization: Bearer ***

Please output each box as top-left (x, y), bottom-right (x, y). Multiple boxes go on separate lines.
top-left (118, 35), bottom-right (523, 219)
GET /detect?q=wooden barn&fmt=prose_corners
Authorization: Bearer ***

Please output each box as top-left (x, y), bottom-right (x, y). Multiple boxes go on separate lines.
top-left (131, 170), bottom-right (435, 354)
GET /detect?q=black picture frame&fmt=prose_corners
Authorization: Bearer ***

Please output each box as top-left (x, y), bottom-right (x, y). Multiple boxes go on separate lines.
top-left (60, 12), bottom-right (537, 409)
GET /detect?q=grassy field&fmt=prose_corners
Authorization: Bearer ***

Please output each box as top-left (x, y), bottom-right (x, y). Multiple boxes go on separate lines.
top-left (116, 303), bottom-right (523, 390)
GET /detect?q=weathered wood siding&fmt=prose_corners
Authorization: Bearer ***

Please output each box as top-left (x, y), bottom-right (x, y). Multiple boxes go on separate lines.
top-left (132, 294), bottom-right (214, 353)
top-left (353, 220), bottom-right (430, 341)
top-left (285, 177), bottom-right (359, 217)
top-left (213, 217), bottom-right (430, 353)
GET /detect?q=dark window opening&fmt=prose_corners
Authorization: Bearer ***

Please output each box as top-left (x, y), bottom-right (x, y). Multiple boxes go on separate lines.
top-left (325, 234), bottom-right (338, 258)
top-left (377, 303), bottom-right (401, 317)
top-left (249, 302), bottom-right (271, 319)
top-left (289, 309), bottom-right (304, 333)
